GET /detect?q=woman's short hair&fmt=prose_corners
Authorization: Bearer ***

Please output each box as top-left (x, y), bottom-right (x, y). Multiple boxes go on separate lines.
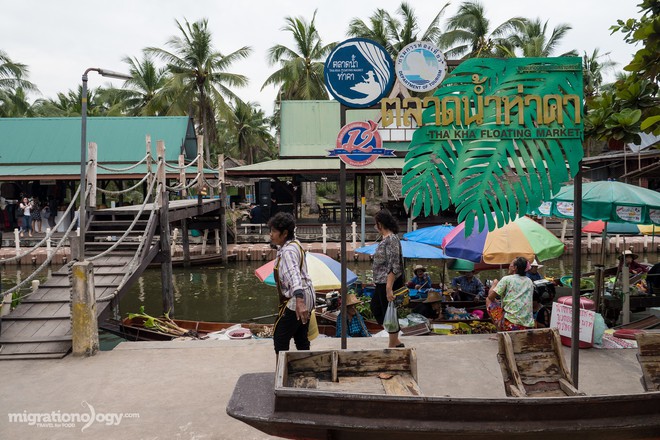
top-left (268, 212), bottom-right (295, 239)
top-left (513, 257), bottom-right (528, 276)
top-left (374, 209), bottom-right (398, 234)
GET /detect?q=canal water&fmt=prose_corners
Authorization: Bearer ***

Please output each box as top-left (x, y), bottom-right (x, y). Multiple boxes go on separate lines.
top-left (0, 253), bottom-right (640, 325)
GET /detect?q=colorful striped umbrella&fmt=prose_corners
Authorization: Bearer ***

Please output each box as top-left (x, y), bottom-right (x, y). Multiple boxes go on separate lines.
top-left (255, 252), bottom-right (358, 291)
top-left (441, 216), bottom-right (565, 264)
top-left (582, 220), bottom-right (660, 235)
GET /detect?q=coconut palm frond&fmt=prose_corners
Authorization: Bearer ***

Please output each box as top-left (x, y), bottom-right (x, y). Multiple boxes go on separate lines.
top-left (403, 57), bottom-right (583, 234)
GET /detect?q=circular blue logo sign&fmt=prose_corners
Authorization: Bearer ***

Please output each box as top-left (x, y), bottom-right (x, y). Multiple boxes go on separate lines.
top-left (324, 38), bottom-right (395, 108)
top-left (395, 41), bottom-right (447, 92)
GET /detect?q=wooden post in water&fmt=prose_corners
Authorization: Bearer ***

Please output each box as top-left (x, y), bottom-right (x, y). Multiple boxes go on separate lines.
top-left (181, 218), bottom-right (191, 267)
top-left (197, 136), bottom-right (204, 205)
top-left (219, 154), bottom-right (228, 264)
top-left (88, 142), bottom-right (97, 209)
top-left (178, 154), bottom-right (186, 197)
top-left (146, 135), bottom-right (153, 190)
top-left (71, 261), bottom-right (99, 357)
top-left (157, 141), bottom-right (174, 315)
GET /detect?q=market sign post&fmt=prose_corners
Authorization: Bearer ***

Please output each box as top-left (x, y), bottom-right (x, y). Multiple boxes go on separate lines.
top-left (325, 38), bottom-right (396, 349)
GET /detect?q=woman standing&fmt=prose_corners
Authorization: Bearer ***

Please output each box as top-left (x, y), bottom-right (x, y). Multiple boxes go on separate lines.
top-left (19, 197), bottom-right (32, 237)
top-left (371, 209), bottom-right (405, 348)
top-left (268, 212), bottom-right (316, 356)
top-left (31, 198), bottom-right (42, 233)
top-left (487, 257), bottom-right (535, 331)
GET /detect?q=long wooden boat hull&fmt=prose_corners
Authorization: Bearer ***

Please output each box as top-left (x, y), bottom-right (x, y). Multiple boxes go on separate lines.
top-left (117, 318), bottom-right (336, 341)
top-left (227, 372), bottom-right (660, 440)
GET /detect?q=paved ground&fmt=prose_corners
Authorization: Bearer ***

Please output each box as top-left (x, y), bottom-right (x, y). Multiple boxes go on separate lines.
top-left (0, 333), bottom-right (645, 440)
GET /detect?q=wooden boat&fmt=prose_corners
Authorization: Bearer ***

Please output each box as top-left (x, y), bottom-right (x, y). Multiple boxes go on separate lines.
top-left (116, 317), bottom-right (336, 342)
top-left (636, 331), bottom-right (660, 392)
top-left (227, 342), bottom-right (660, 439)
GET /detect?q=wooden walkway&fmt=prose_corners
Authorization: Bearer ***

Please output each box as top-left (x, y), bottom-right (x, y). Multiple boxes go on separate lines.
top-left (0, 198), bottom-right (222, 360)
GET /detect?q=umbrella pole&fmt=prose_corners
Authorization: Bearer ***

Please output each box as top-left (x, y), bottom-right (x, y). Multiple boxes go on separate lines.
top-left (570, 166), bottom-right (583, 388)
top-left (622, 252), bottom-right (630, 325)
top-left (600, 223), bottom-right (607, 267)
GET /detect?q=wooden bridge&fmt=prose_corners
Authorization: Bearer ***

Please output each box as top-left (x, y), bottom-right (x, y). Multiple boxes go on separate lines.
top-left (0, 199), bottom-right (221, 360)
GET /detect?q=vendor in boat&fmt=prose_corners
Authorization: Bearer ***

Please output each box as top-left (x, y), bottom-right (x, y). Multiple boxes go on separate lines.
top-left (335, 293), bottom-right (371, 338)
top-left (408, 264), bottom-right (432, 291)
top-left (526, 260), bottom-right (544, 282)
top-left (618, 250), bottom-right (649, 275)
top-left (487, 257), bottom-right (535, 332)
top-left (412, 289), bottom-right (444, 320)
top-left (451, 269), bottom-right (485, 301)
top-left (268, 212), bottom-right (316, 355)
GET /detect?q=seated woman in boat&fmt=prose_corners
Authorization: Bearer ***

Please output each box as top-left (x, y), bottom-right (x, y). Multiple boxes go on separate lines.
top-left (487, 257), bottom-right (535, 332)
top-left (335, 293), bottom-right (371, 338)
top-left (412, 290), bottom-right (443, 320)
top-left (618, 250), bottom-right (649, 275)
top-left (407, 265), bottom-right (432, 291)
top-left (532, 290), bottom-right (551, 328)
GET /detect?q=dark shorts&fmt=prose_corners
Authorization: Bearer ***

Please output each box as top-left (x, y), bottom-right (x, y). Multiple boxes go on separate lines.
top-left (273, 307), bottom-right (310, 354)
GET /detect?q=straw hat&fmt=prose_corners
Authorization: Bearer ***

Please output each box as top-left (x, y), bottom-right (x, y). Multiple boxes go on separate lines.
top-left (423, 290), bottom-right (443, 303)
top-left (345, 293), bottom-right (363, 306)
top-left (530, 259), bottom-right (544, 268)
top-left (618, 250), bottom-right (639, 260)
top-left (413, 264), bottom-right (427, 274)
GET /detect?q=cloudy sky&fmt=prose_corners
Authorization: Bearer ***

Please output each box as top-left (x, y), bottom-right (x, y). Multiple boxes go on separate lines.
top-left (1, 0), bottom-right (641, 115)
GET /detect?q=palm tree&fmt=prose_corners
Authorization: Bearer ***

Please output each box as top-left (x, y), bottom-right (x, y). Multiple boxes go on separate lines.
top-left (0, 50), bottom-right (36, 93)
top-left (262, 11), bottom-right (335, 102)
top-left (111, 54), bottom-right (170, 116)
top-left (582, 48), bottom-right (617, 100)
top-left (499, 18), bottom-right (577, 58)
top-left (347, 2), bottom-right (449, 57)
top-left (0, 87), bottom-right (36, 117)
top-left (33, 86), bottom-right (105, 117)
top-left (438, 1), bottom-right (525, 59)
top-left (226, 101), bottom-right (276, 164)
top-left (147, 18), bottom-right (252, 165)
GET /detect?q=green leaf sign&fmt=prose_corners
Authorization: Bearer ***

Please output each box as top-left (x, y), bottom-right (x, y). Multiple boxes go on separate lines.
top-left (394, 57), bottom-right (583, 235)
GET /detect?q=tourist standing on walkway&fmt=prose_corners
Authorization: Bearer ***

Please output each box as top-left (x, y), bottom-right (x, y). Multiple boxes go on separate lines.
top-left (268, 212), bottom-right (316, 356)
top-left (31, 198), bottom-right (42, 233)
top-left (372, 209), bottom-right (405, 348)
top-left (19, 197), bottom-right (32, 237)
top-left (487, 257), bottom-right (535, 331)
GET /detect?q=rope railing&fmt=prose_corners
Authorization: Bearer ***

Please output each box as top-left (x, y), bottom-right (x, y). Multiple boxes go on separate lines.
top-left (97, 204), bottom-right (158, 303)
top-left (164, 153), bottom-right (201, 170)
top-left (88, 171), bottom-right (158, 262)
top-left (0, 187), bottom-right (86, 299)
top-left (165, 173), bottom-right (201, 191)
top-left (96, 172), bottom-right (150, 195)
top-left (0, 184), bottom-right (82, 264)
top-left (96, 154), bottom-right (149, 172)
top-left (201, 174), bottom-right (222, 189)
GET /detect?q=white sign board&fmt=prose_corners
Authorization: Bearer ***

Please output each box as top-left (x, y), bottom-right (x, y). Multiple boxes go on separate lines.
top-left (550, 302), bottom-right (595, 343)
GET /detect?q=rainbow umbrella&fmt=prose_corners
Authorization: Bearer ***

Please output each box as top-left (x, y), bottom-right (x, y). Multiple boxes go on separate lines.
top-left (255, 252), bottom-right (358, 291)
top-left (582, 220), bottom-right (659, 235)
top-left (356, 240), bottom-right (450, 259)
top-left (441, 216), bottom-right (564, 264)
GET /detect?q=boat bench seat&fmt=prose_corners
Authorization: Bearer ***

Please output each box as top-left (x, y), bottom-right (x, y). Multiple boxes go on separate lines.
top-left (636, 331), bottom-right (660, 392)
top-left (497, 328), bottom-right (584, 398)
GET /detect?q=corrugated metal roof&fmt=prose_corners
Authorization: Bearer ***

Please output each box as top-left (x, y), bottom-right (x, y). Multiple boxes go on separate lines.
top-left (0, 116), bottom-right (197, 164)
top-left (226, 158), bottom-right (405, 176)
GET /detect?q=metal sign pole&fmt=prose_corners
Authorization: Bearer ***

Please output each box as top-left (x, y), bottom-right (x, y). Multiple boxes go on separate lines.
top-left (340, 161), bottom-right (347, 349)
top-left (571, 165), bottom-right (583, 387)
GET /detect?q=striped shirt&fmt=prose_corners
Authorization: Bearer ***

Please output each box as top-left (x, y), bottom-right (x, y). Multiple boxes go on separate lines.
top-left (275, 239), bottom-right (316, 312)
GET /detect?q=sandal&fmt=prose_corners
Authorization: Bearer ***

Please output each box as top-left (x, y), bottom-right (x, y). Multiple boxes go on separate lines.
top-left (395, 343), bottom-right (405, 348)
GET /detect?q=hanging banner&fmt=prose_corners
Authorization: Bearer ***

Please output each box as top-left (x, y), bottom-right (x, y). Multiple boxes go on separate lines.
top-left (324, 38), bottom-right (395, 108)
